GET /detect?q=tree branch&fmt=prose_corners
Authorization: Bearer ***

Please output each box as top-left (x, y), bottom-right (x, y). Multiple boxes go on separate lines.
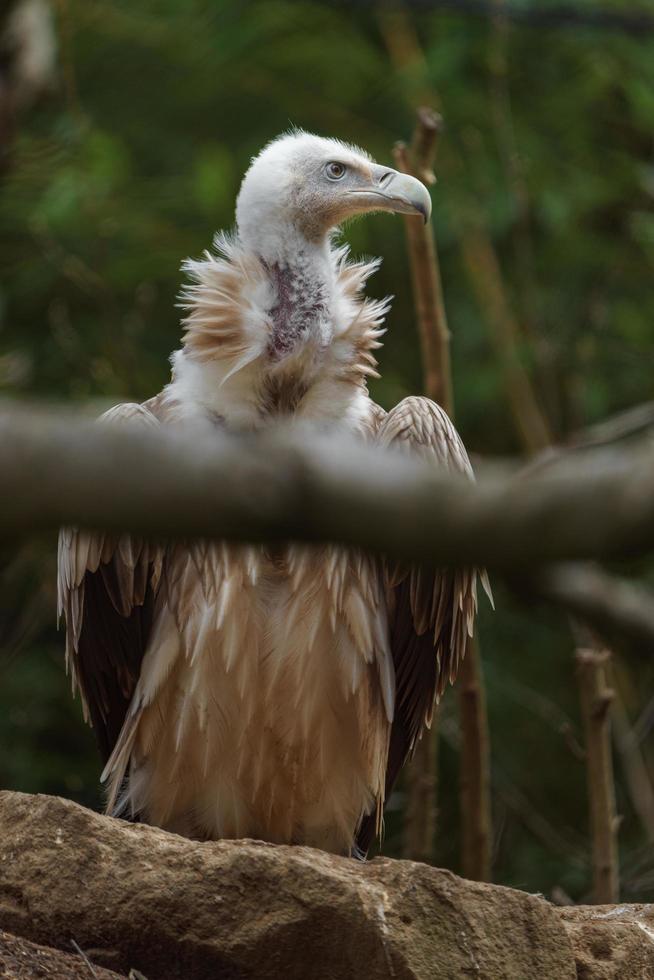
top-left (575, 648), bottom-right (619, 903)
top-left (520, 564), bottom-right (654, 657)
top-left (4, 407), bottom-right (654, 571)
top-left (459, 637), bottom-right (491, 881)
top-left (402, 722), bottom-right (438, 863)
top-left (393, 129), bottom-right (453, 413)
top-left (393, 105), bottom-right (492, 877)
top-left (522, 401), bottom-right (654, 477)
top-left (395, 106), bottom-right (451, 867)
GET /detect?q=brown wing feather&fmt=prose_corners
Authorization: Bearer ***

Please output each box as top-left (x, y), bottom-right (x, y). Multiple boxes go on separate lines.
top-left (57, 402), bottom-right (164, 763)
top-left (357, 396), bottom-right (487, 852)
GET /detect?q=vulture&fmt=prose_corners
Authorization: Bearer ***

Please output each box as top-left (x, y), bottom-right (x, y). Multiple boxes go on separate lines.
top-left (58, 131), bottom-right (487, 857)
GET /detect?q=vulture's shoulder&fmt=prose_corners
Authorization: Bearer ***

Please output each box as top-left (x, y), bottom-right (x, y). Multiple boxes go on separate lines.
top-left (366, 397), bottom-right (387, 436)
top-left (374, 394), bottom-right (473, 475)
top-left (141, 390), bottom-right (181, 424)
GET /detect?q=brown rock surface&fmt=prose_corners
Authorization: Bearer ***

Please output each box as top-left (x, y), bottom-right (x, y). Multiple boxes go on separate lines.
top-left (560, 903), bottom-right (654, 980)
top-left (0, 928), bottom-right (124, 979)
top-left (0, 791), bottom-right (648, 980)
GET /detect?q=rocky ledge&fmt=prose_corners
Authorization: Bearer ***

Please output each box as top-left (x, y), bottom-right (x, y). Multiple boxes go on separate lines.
top-left (0, 791), bottom-right (652, 979)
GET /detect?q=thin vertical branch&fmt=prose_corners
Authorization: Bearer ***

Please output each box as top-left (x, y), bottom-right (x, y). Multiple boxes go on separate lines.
top-left (394, 107), bottom-right (492, 879)
top-left (395, 110), bottom-right (444, 864)
top-left (381, 5), bottom-right (621, 897)
top-left (393, 117), bottom-right (453, 414)
top-left (402, 719), bottom-right (438, 862)
top-left (379, 1), bottom-right (552, 453)
top-left (576, 648), bottom-right (619, 903)
top-left (379, 6), bottom-right (494, 883)
top-left (459, 637), bottom-right (492, 881)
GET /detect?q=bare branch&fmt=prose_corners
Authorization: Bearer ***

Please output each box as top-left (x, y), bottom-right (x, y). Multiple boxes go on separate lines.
top-left (565, 401), bottom-right (654, 450)
top-left (523, 401), bottom-right (654, 477)
top-left (408, 107), bottom-right (441, 187)
top-left (70, 939), bottom-right (99, 979)
top-left (517, 563), bottom-right (654, 869)
top-left (458, 638), bottom-right (491, 881)
top-left (395, 105), bottom-right (452, 866)
top-left (392, 118), bottom-right (452, 414)
top-left (4, 407), bottom-right (654, 572)
top-left (575, 649), bottom-right (619, 904)
top-left (520, 564), bottom-right (654, 657)
top-left (402, 717), bottom-right (438, 863)
top-left (394, 105), bottom-right (491, 876)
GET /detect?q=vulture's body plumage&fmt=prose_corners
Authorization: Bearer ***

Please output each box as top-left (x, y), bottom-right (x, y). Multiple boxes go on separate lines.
top-left (58, 132), bottom-right (486, 855)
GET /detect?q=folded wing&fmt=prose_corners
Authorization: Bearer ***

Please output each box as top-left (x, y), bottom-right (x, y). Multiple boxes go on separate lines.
top-left (357, 395), bottom-right (489, 851)
top-left (57, 402), bottom-right (164, 763)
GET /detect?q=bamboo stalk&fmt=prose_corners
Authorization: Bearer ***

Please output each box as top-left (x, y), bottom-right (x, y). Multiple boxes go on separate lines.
top-left (575, 647), bottom-right (619, 903)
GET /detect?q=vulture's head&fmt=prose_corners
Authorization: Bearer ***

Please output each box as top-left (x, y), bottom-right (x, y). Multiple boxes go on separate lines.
top-left (236, 131), bottom-right (431, 259)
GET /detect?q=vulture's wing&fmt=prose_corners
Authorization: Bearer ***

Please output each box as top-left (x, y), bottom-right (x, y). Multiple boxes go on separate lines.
top-left (357, 395), bottom-right (490, 852)
top-left (57, 402), bottom-right (164, 763)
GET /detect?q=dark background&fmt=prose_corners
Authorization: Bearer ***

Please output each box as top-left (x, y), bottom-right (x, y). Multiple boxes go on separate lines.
top-left (2, 0), bottom-right (654, 901)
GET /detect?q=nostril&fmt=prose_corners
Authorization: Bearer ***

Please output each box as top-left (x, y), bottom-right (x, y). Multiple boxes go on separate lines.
top-left (378, 170), bottom-right (394, 187)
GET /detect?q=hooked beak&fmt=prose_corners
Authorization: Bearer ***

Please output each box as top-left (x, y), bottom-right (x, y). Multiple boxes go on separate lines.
top-left (347, 167), bottom-right (432, 224)
top-left (376, 170), bottom-right (432, 223)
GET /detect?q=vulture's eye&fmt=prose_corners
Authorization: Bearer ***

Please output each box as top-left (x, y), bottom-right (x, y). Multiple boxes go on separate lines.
top-left (325, 162), bottom-right (347, 180)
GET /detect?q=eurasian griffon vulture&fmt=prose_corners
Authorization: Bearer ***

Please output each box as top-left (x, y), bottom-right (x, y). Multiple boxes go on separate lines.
top-left (58, 132), bottom-right (486, 856)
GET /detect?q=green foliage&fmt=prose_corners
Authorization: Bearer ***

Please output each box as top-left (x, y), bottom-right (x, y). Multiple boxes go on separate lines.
top-left (2, 0), bottom-right (654, 901)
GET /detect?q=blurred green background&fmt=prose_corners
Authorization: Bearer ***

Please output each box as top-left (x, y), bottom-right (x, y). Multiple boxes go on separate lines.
top-left (1, 0), bottom-right (654, 902)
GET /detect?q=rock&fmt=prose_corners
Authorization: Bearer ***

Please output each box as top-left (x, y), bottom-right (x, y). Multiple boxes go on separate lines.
top-left (0, 791), bottom-right (644, 980)
top-left (560, 904), bottom-right (654, 980)
top-left (0, 928), bottom-right (124, 979)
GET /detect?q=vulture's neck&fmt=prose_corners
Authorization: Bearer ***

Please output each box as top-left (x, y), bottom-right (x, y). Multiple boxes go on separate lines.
top-left (256, 227), bottom-right (334, 360)
top-left (168, 226), bottom-right (387, 433)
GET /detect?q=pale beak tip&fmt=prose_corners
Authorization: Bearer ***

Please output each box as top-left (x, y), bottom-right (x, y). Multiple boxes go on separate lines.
top-left (418, 196), bottom-right (432, 225)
